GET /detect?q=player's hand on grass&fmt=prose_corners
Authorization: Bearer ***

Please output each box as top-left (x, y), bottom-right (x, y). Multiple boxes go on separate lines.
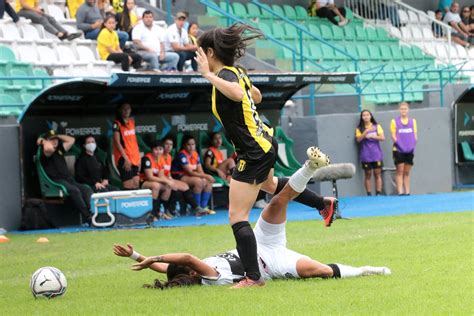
top-left (195, 47), bottom-right (211, 77)
top-left (113, 243), bottom-right (134, 257)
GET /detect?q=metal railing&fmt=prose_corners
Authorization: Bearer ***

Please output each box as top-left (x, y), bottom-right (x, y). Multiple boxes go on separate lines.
top-left (344, 0), bottom-right (455, 64)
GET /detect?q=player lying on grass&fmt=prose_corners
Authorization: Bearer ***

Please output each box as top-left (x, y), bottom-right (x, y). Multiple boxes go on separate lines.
top-left (113, 147), bottom-right (391, 289)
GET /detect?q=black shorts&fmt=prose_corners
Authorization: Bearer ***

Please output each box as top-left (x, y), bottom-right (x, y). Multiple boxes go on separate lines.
top-left (361, 161), bottom-right (383, 170)
top-left (117, 157), bottom-right (139, 182)
top-left (232, 139), bottom-right (278, 185)
top-left (393, 151), bottom-right (414, 165)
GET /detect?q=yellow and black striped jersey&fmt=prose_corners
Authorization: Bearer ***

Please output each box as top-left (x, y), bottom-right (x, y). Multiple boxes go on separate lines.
top-left (211, 66), bottom-right (273, 160)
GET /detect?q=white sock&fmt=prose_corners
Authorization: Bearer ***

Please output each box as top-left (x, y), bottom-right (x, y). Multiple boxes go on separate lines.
top-left (288, 163), bottom-right (314, 193)
top-left (336, 264), bottom-right (363, 278)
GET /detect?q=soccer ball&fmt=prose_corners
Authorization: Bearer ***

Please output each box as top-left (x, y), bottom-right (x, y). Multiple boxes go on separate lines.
top-left (30, 267), bottom-right (67, 299)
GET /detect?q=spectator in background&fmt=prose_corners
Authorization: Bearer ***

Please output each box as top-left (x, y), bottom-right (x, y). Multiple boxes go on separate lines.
top-left (470, 5), bottom-right (474, 36)
top-left (97, 15), bottom-right (142, 71)
top-left (119, 0), bottom-right (140, 38)
top-left (132, 10), bottom-right (179, 71)
top-left (171, 135), bottom-right (215, 215)
top-left (391, 102), bottom-right (417, 196)
top-left (75, 135), bottom-right (119, 193)
top-left (36, 130), bottom-right (92, 224)
top-left (204, 132), bottom-right (235, 183)
top-left (438, 0), bottom-right (452, 14)
top-left (0, 0), bottom-right (19, 22)
top-left (355, 110), bottom-right (385, 196)
top-left (164, 11), bottom-right (197, 72)
top-left (97, 0), bottom-right (114, 17)
top-left (113, 102), bottom-right (141, 189)
top-left (140, 140), bottom-right (174, 220)
top-left (443, 2), bottom-right (471, 47)
top-left (76, 0), bottom-right (129, 48)
top-left (187, 21), bottom-right (199, 46)
top-left (16, 0), bottom-right (81, 40)
top-left (432, 10), bottom-right (444, 38)
top-left (161, 136), bottom-right (205, 216)
top-left (309, 0), bottom-right (348, 26)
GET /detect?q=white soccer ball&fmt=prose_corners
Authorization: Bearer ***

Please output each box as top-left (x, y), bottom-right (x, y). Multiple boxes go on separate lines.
top-left (30, 267), bottom-right (67, 299)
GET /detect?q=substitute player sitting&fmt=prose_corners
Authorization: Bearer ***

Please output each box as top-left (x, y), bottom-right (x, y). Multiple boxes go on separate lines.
top-left (204, 132), bottom-right (236, 183)
top-left (113, 147), bottom-right (391, 288)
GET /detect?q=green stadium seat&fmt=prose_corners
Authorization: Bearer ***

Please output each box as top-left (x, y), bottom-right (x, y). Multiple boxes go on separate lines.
top-left (356, 44), bottom-right (370, 60)
top-left (378, 45), bottom-right (392, 61)
top-left (389, 45), bottom-right (403, 60)
top-left (206, 1), bottom-right (223, 17)
top-left (272, 23), bottom-right (286, 39)
top-left (295, 5), bottom-right (308, 20)
top-left (283, 4), bottom-right (297, 20)
top-left (375, 28), bottom-right (390, 41)
top-left (365, 27), bottom-right (378, 42)
top-left (246, 2), bottom-right (261, 19)
top-left (259, 3), bottom-right (274, 19)
top-left (309, 43), bottom-right (323, 60)
top-left (0, 93), bottom-right (18, 105)
top-left (258, 22), bottom-right (272, 36)
top-left (284, 24), bottom-right (299, 40)
top-left (0, 45), bottom-right (17, 63)
top-left (33, 68), bottom-right (52, 89)
top-left (321, 45), bottom-right (336, 61)
top-left (219, 1), bottom-right (234, 15)
top-left (343, 25), bottom-right (357, 41)
top-left (401, 46), bottom-right (415, 60)
top-left (411, 46), bottom-right (425, 60)
top-left (34, 145), bottom-right (70, 198)
top-left (319, 24), bottom-right (333, 40)
top-left (367, 45), bottom-right (382, 60)
top-left (330, 24), bottom-right (344, 41)
top-left (345, 45), bottom-right (358, 59)
top-left (21, 93), bottom-right (35, 104)
top-left (9, 68), bottom-right (34, 88)
top-left (355, 26), bottom-right (367, 41)
top-left (271, 4), bottom-right (285, 17)
top-left (308, 24), bottom-right (321, 38)
top-left (232, 2), bottom-right (248, 17)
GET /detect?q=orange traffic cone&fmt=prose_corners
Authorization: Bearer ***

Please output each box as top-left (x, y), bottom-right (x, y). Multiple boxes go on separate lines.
top-left (36, 237), bottom-right (49, 243)
top-left (0, 235), bottom-right (9, 243)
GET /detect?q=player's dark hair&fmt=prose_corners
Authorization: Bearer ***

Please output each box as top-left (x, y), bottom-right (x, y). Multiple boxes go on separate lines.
top-left (142, 10), bottom-right (153, 18)
top-left (435, 9), bottom-right (442, 15)
top-left (143, 274), bottom-right (202, 290)
top-left (115, 103), bottom-right (131, 126)
top-left (209, 132), bottom-right (220, 146)
top-left (166, 263), bottom-right (192, 280)
top-left (181, 134), bottom-right (196, 149)
top-left (198, 23), bottom-right (263, 66)
top-left (101, 15), bottom-right (116, 31)
top-left (358, 109), bottom-right (377, 133)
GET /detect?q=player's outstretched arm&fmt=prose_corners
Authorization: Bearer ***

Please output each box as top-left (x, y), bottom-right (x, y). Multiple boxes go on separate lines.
top-left (113, 243), bottom-right (168, 274)
top-left (132, 253), bottom-right (219, 278)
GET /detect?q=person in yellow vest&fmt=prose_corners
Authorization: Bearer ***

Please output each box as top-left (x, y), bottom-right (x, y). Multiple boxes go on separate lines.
top-left (204, 132), bottom-right (235, 183)
top-left (16, 0), bottom-right (81, 40)
top-left (140, 140), bottom-right (174, 220)
top-left (171, 135), bottom-right (215, 215)
top-left (119, 0), bottom-right (140, 37)
top-left (97, 15), bottom-right (142, 71)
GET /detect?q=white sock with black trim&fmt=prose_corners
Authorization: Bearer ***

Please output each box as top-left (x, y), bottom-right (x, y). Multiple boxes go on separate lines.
top-left (288, 163), bottom-right (315, 193)
top-left (336, 264), bottom-right (364, 278)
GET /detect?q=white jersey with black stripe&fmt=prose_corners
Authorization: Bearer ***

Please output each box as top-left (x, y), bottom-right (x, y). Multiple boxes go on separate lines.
top-left (201, 250), bottom-right (245, 286)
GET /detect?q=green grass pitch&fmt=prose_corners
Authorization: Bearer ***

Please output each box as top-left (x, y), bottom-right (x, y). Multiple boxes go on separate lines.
top-left (0, 212), bottom-right (472, 315)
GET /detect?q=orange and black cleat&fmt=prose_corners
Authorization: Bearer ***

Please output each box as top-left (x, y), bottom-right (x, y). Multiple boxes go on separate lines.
top-left (319, 197), bottom-right (338, 227)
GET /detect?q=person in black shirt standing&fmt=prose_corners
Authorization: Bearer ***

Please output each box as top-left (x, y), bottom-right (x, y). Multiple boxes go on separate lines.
top-left (37, 130), bottom-right (93, 223)
top-left (75, 135), bottom-right (119, 193)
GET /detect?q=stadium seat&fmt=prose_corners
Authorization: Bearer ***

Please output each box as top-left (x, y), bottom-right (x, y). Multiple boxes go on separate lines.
top-left (271, 4), bottom-right (285, 17)
top-left (407, 11), bottom-right (419, 24)
top-left (421, 27), bottom-right (434, 41)
top-left (398, 9), bottom-right (409, 25)
top-left (0, 23), bottom-right (31, 43)
top-left (15, 44), bottom-right (39, 64)
top-left (56, 45), bottom-right (87, 66)
top-left (272, 23), bottom-right (286, 39)
top-left (245, 3), bottom-right (261, 19)
top-left (284, 24), bottom-right (299, 40)
top-left (355, 26), bottom-right (367, 41)
top-left (20, 24), bottom-right (54, 44)
top-left (330, 25), bottom-right (344, 41)
top-left (343, 26), bottom-right (357, 41)
top-left (218, 1), bottom-right (234, 15)
top-left (283, 5), bottom-right (297, 20)
top-left (319, 24), bottom-right (333, 40)
top-left (231, 2), bottom-right (248, 18)
top-left (33, 68), bottom-right (52, 88)
top-left (295, 5), bottom-right (308, 20)
top-left (0, 45), bottom-right (16, 62)
top-left (308, 24), bottom-right (322, 38)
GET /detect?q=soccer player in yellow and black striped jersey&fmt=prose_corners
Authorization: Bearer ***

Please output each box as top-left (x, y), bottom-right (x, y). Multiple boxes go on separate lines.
top-left (195, 23), bottom-right (336, 288)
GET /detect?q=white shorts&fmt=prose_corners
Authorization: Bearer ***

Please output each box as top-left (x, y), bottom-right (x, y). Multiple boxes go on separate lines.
top-left (254, 216), bottom-right (309, 280)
